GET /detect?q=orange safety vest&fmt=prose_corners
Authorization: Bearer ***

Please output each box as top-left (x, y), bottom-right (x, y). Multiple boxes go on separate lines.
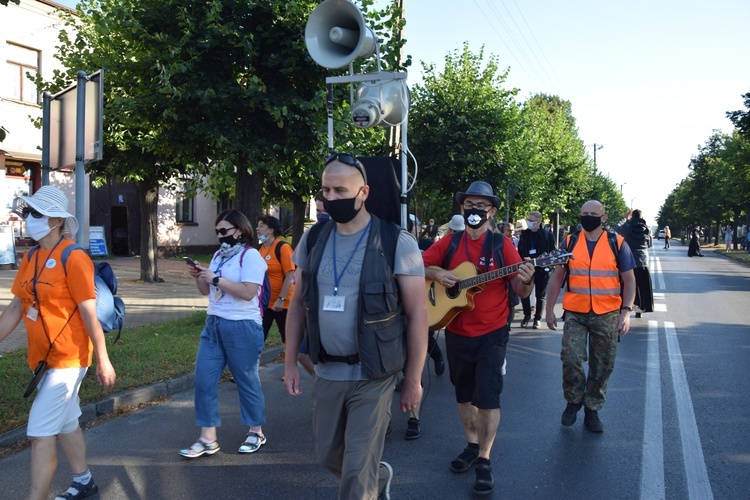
top-left (563, 231), bottom-right (623, 314)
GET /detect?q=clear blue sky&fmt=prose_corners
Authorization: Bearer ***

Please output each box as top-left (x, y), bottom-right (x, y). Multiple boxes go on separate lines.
top-left (54, 0), bottom-right (750, 223)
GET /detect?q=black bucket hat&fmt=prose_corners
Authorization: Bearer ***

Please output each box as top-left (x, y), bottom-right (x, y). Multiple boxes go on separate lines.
top-left (455, 181), bottom-right (500, 208)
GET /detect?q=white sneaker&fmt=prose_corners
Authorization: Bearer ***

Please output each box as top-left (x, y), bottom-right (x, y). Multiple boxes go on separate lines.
top-left (378, 461), bottom-right (393, 500)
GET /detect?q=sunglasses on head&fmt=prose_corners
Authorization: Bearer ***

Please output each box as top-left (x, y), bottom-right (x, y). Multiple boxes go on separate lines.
top-left (21, 207), bottom-right (44, 219)
top-left (215, 226), bottom-right (236, 236)
top-left (325, 152), bottom-right (367, 184)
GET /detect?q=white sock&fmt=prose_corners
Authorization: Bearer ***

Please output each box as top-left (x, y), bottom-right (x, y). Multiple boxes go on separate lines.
top-left (73, 469), bottom-right (92, 485)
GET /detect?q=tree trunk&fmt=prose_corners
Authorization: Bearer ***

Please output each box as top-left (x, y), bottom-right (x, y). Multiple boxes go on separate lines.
top-left (290, 194), bottom-right (307, 248)
top-left (138, 179), bottom-right (160, 282)
top-left (235, 158), bottom-right (265, 239)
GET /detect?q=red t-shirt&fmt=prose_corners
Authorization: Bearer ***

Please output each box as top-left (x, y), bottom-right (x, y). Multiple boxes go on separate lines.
top-left (422, 231), bottom-right (522, 337)
top-left (12, 240), bottom-right (96, 370)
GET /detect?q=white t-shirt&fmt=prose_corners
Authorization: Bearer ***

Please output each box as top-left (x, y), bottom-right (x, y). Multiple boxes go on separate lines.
top-left (207, 247), bottom-right (267, 324)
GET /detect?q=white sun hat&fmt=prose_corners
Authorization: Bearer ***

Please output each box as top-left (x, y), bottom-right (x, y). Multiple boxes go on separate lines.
top-left (449, 214), bottom-right (465, 231)
top-left (13, 185), bottom-right (79, 238)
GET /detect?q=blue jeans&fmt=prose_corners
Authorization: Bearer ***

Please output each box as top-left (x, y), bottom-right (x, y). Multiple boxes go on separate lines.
top-left (194, 315), bottom-right (265, 428)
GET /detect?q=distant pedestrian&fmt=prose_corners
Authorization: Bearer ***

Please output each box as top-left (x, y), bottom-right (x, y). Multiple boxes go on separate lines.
top-left (517, 211), bottom-right (556, 329)
top-left (0, 186), bottom-right (116, 500)
top-left (688, 225), bottom-right (704, 257)
top-left (180, 210), bottom-right (268, 459)
top-left (615, 209), bottom-right (654, 318)
top-left (257, 215), bottom-right (295, 343)
top-left (663, 225), bottom-right (671, 249)
top-left (724, 226), bottom-right (733, 251)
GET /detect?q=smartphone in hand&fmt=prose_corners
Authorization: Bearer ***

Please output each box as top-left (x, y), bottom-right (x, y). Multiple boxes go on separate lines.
top-left (183, 256), bottom-right (198, 268)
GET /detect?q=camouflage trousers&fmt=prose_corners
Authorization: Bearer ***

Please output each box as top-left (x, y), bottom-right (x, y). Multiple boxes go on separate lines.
top-left (561, 310), bottom-right (619, 411)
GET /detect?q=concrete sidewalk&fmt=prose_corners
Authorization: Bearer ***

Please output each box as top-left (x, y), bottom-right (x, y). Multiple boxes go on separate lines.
top-left (0, 256), bottom-right (207, 352)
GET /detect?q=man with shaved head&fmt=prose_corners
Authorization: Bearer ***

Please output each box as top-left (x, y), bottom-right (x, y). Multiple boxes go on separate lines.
top-left (284, 153), bottom-right (428, 500)
top-left (545, 200), bottom-right (636, 433)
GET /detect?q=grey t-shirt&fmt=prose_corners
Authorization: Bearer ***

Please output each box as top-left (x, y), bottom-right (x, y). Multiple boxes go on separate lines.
top-left (293, 220), bottom-right (424, 381)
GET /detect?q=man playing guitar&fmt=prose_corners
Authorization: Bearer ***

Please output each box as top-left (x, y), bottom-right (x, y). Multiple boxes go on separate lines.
top-left (421, 181), bottom-right (535, 497)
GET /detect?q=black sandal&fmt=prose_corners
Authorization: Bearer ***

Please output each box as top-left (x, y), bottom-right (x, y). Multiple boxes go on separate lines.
top-left (473, 457), bottom-right (494, 496)
top-left (405, 417), bottom-right (421, 440)
top-left (450, 444), bottom-right (479, 473)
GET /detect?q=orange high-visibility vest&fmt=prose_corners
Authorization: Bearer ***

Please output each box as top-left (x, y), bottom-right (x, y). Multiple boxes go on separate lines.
top-left (563, 231), bottom-right (623, 314)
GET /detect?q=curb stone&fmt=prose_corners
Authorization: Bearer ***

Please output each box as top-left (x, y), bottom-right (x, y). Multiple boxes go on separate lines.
top-left (0, 345), bottom-right (284, 449)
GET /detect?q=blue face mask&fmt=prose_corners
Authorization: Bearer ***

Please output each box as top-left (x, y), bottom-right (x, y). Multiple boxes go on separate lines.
top-left (316, 213), bottom-right (331, 223)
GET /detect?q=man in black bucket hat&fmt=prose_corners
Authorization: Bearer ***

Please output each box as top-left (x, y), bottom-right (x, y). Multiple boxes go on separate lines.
top-left (421, 181), bottom-right (535, 496)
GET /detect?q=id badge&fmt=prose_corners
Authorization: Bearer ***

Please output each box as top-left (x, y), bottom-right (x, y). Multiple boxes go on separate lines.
top-left (529, 249), bottom-right (537, 255)
top-left (323, 295), bottom-right (345, 312)
top-left (26, 306), bottom-right (39, 322)
top-left (213, 287), bottom-right (223, 302)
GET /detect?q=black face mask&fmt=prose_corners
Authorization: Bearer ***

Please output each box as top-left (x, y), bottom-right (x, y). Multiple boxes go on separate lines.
top-left (464, 208), bottom-right (488, 229)
top-left (323, 189), bottom-right (363, 224)
top-left (219, 234), bottom-right (240, 246)
top-left (579, 215), bottom-right (603, 232)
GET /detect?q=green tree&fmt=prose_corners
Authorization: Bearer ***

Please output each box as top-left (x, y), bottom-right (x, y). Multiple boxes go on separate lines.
top-left (515, 94), bottom-right (595, 226)
top-left (408, 43), bottom-right (521, 225)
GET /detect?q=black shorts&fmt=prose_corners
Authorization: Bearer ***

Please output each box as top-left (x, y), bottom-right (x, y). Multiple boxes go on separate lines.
top-left (445, 326), bottom-right (509, 409)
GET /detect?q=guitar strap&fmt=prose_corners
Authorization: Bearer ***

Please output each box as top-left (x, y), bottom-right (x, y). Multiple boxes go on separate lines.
top-left (442, 230), bottom-right (504, 271)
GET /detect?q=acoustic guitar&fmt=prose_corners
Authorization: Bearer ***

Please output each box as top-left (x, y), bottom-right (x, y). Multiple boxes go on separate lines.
top-left (425, 251), bottom-right (571, 330)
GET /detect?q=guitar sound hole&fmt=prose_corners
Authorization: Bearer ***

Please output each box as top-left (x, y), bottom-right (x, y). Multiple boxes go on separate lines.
top-left (446, 284), bottom-right (460, 299)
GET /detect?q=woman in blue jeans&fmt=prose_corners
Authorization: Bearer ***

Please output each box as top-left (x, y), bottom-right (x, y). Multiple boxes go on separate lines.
top-left (180, 210), bottom-right (268, 458)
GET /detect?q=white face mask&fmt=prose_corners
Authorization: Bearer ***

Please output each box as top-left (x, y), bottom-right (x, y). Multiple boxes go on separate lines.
top-left (25, 215), bottom-right (57, 241)
top-left (527, 220), bottom-right (538, 231)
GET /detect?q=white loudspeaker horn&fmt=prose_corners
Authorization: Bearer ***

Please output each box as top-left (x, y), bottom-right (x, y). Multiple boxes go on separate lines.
top-left (352, 78), bottom-right (410, 128)
top-left (305, 0), bottom-right (377, 69)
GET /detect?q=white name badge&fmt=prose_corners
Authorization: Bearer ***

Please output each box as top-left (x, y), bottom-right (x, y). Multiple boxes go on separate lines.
top-left (323, 295), bottom-right (345, 312)
top-left (529, 249), bottom-right (537, 255)
top-left (26, 306), bottom-right (39, 322)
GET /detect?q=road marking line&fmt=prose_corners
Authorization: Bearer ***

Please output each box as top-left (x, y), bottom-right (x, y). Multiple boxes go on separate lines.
top-left (654, 303), bottom-right (667, 312)
top-left (652, 255), bottom-right (665, 291)
top-left (653, 293), bottom-right (666, 300)
top-left (664, 321), bottom-right (714, 499)
top-left (641, 320), bottom-right (665, 500)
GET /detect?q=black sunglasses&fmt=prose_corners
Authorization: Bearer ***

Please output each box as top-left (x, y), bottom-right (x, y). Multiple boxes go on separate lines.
top-left (215, 226), bottom-right (236, 236)
top-left (21, 207), bottom-right (44, 219)
top-left (325, 152), bottom-right (367, 184)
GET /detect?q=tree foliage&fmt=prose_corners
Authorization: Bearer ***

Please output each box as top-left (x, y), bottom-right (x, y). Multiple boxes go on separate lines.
top-left (408, 43), bottom-right (521, 225)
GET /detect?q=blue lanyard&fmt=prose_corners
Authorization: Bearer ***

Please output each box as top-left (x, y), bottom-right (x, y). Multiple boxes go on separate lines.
top-left (332, 219), bottom-right (371, 296)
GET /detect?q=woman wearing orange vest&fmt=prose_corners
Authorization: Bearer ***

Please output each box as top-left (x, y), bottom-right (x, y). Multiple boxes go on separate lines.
top-left (544, 200), bottom-right (636, 433)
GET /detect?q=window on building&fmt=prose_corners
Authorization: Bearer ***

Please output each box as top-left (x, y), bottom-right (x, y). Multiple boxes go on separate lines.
top-left (5, 43), bottom-right (40, 104)
top-left (175, 191), bottom-right (195, 223)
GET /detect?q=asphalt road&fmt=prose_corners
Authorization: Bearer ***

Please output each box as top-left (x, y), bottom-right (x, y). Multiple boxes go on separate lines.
top-left (0, 244), bottom-right (748, 499)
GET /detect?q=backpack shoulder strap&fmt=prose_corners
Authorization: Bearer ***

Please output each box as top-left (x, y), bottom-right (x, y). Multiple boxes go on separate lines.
top-left (606, 230), bottom-right (622, 271)
top-left (305, 220), bottom-right (333, 254)
top-left (26, 245), bottom-right (40, 262)
top-left (237, 246), bottom-right (252, 268)
top-left (274, 239), bottom-right (289, 262)
top-left (60, 244), bottom-right (87, 274)
top-left (381, 220), bottom-right (401, 269)
top-left (442, 230), bottom-right (464, 270)
top-left (492, 230), bottom-right (505, 270)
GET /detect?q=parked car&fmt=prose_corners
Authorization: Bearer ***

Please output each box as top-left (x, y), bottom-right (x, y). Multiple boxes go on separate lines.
top-left (657, 230), bottom-right (665, 240)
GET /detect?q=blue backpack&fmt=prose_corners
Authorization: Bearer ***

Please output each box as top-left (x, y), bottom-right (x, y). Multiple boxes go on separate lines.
top-left (27, 244), bottom-right (126, 343)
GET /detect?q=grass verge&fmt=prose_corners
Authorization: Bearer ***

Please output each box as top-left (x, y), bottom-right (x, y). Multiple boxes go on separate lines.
top-left (0, 311), bottom-right (281, 437)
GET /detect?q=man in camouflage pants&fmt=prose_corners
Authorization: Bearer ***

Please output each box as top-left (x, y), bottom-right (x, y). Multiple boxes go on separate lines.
top-left (544, 200), bottom-right (636, 433)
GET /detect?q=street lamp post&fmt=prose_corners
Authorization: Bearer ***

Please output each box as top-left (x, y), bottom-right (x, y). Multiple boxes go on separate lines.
top-left (592, 143), bottom-right (604, 167)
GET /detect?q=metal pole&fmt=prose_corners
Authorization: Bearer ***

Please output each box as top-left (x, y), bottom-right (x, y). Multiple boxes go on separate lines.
top-left (75, 71), bottom-right (88, 247)
top-left (400, 117), bottom-right (408, 229)
top-left (41, 92), bottom-right (51, 186)
top-left (593, 143), bottom-right (597, 167)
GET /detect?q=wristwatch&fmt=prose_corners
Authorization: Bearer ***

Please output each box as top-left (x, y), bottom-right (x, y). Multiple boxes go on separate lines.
top-left (212, 276), bottom-right (220, 286)
top-left (620, 306), bottom-right (633, 312)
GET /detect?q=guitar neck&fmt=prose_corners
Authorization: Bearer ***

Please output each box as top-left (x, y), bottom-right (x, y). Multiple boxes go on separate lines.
top-left (459, 262), bottom-right (524, 290)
